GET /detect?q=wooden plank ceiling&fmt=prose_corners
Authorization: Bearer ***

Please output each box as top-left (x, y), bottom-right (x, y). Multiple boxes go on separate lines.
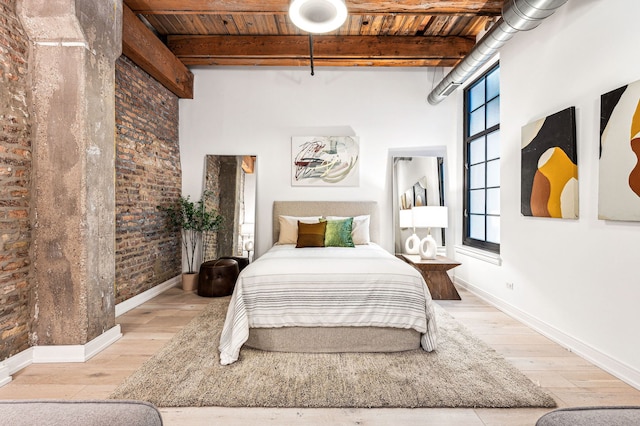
top-left (123, 0), bottom-right (502, 68)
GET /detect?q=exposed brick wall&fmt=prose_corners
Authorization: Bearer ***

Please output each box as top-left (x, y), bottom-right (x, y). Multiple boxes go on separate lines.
top-left (0, 3), bottom-right (184, 359)
top-left (0, 0), bottom-right (32, 360)
top-left (202, 155), bottom-right (221, 261)
top-left (115, 55), bottom-right (182, 304)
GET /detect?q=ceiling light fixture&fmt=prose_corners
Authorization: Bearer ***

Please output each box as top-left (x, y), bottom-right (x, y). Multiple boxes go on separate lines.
top-left (289, 0), bottom-right (348, 34)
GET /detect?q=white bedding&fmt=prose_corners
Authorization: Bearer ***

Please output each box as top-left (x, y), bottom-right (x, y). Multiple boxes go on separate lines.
top-left (218, 243), bottom-right (438, 365)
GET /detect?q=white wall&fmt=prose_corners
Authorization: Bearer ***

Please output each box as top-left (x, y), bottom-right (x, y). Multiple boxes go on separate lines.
top-left (180, 67), bottom-right (457, 257)
top-left (453, 0), bottom-right (640, 387)
top-left (179, 0), bottom-right (640, 387)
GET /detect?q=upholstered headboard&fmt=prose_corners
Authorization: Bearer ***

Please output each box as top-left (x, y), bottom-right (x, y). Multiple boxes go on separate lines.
top-left (272, 201), bottom-right (379, 245)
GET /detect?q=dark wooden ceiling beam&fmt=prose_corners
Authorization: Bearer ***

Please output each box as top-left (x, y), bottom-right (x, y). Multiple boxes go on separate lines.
top-left (180, 57), bottom-right (463, 67)
top-left (122, 4), bottom-right (194, 99)
top-left (168, 35), bottom-right (474, 66)
top-left (124, 0), bottom-right (502, 15)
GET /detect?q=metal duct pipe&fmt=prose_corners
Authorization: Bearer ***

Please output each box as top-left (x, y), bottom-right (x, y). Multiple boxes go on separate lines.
top-left (427, 0), bottom-right (569, 105)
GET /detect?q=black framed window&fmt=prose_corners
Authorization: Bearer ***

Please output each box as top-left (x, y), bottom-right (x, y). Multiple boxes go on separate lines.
top-left (463, 64), bottom-right (500, 253)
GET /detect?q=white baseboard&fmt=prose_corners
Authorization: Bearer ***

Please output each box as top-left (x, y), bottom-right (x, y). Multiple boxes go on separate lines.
top-left (0, 345), bottom-right (33, 387)
top-left (32, 325), bottom-right (122, 363)
top-left (0, 364), bottom-right (9, 387)
top-left (116, 275), bottom-right (181, 317)
top-left (0, 276), bottom-right (180, 387)
top-left (455, 277), bottom-right (640, 391)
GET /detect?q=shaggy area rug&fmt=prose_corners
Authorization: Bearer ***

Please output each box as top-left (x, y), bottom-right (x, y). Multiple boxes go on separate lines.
top-left (110, 297), bottom-right (556, 408)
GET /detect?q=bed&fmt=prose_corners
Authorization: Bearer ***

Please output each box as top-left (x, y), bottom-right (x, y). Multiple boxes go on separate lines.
top-left (218, 201), bottom-right (438, 365)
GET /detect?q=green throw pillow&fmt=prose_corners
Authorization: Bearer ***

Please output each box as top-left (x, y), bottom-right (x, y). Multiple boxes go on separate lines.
top-left (324, 218), bottom-right (355, 247)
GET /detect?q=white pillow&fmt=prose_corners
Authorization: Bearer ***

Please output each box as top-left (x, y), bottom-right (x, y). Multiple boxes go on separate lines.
top-left (277, 215), bottom-right (321, 245)
top-left (325, 215), bottom-right (370, 245)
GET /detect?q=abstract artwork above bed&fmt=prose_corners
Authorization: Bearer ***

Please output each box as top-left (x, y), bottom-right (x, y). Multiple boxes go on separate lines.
top-left (291, 136), bottom-right (359, 186)
top-left (521, 106), bottom-right (578, 219)
top-left (599, 79), bottom-right (640, 221)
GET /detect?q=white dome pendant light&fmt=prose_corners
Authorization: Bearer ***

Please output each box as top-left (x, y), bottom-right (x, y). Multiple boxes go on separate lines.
top-left (289, 0), bottom-right (348, 34)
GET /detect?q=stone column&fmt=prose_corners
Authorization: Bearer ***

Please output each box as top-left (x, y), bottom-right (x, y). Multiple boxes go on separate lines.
top-left (18, 0), bottom-right (122, 345)
top-left (218, 156), bottom-right (241, 257)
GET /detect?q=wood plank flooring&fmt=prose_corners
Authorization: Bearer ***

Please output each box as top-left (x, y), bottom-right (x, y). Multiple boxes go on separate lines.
top-left (1, 286), bottom-right (639, 425)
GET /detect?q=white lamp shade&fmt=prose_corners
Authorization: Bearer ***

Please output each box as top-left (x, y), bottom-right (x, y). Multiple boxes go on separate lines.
top-left (289, 0), bottom-right (347, 34)
top-left (399, 209), bottom-right (413, 228)
top-left (240, 223), bottom-right (255, 235)
top-left (411, 206), bottom-right (448, 229)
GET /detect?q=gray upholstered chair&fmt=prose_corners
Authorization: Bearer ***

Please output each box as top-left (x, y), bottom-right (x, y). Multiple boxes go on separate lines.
top-left (0, 400), bottom-right (163, 426)
top-left (536, 406), bottom-right (640, 426)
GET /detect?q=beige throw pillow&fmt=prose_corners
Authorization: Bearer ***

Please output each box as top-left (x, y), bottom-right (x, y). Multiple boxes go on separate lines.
top-left (277, 215), bottom-right (321, 244)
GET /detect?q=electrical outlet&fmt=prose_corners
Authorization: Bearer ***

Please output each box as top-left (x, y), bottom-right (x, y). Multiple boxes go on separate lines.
top-left (506, 282), bottom-right (514, 290)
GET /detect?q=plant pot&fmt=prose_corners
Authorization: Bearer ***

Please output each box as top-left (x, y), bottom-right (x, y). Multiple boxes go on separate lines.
top-left (181, 273), bottom-right (199, 292)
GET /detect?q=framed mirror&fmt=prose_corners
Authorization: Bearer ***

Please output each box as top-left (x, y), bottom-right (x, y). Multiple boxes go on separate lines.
top-left (202, 155), bottom-right (257, 262)
top-left (391, 147), bottom-right (446, 255)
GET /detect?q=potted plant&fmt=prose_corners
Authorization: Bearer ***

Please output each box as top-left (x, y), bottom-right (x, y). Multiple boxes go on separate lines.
top-left (158, 191), bottom-right (223, 291)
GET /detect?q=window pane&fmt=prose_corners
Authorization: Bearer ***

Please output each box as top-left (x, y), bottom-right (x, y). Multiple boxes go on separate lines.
top-left (469, 82), bottom-right (485, 111)
top-left (486, 67), bottom-right (500, 100)
top-left (470, 215), bottom-right (485, 240)
top-left (486, 215), bottom-right (500, 243)
top-left (470, 189), bottom-right (485, 214)
top-left (469, 137), bottom-right (485, 165)
top-left (463, 64), bottom-right (500, 252)
top-left (486, 188), bottom-right (500, 215)
top-left (469, 106), bottom-right (485, 136)
top-left (486, 97), bottom-right (500, 128)
top-left (486, 159), bottom-right (500, 187)
top-left (486, 130), bottom-right (500, 160)
top-left (469, 163), bottom-right (485, 189)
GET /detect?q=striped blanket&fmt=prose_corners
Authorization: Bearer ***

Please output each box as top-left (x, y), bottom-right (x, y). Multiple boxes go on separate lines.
top-left (218, 243), bottom-right (438, 365)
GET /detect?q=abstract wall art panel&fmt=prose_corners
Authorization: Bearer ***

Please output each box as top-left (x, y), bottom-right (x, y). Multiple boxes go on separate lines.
top-left (599, 80), bottom-right (640, 221)
top-left (521, 107), bottom-right (578, 219)
top-left (291, 136), bottom-right (359, 186)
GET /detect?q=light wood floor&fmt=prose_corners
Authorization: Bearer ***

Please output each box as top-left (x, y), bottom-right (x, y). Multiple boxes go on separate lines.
top-left (1, 286), bottom-right (639, 425)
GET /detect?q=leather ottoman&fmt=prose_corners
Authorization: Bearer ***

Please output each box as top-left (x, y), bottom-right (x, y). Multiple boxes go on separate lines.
top-left (198, 258), bottom-right (239, 297)
top-left (219, 256), bottom-right (249, 272)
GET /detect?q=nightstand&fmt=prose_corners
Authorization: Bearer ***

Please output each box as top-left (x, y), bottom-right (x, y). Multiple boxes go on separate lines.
top-left (399, 254), bottom-right (461, 300)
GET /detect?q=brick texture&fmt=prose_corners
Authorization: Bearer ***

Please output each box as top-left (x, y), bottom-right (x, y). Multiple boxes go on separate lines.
top-left (0, 0), bottom-right (32, 360)
top-left (0, 6), bottom-right (184, 360)
top-left (202, 155), bottom-right (221, 261)
top-left (115, 55), bottom-right (182, 304)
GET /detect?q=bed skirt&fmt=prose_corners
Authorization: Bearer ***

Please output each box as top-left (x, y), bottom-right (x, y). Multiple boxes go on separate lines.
top-left (245, 326), bottom-right (421, 353)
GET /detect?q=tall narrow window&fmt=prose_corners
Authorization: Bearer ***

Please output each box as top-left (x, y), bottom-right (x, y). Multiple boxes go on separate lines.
top-left (463, 64), bottom-right (500, 253)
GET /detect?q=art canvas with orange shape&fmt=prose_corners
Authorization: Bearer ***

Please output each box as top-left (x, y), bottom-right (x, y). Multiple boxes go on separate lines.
top-left (599, 80), bottom-right (640, 221)
top-left (521, 107), bottom-right (578, 219)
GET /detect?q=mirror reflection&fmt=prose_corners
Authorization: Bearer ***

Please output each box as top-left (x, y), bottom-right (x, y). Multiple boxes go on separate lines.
top-left (203, 155), bottom-right (256, 262)
top-left (393, 154), bottom-right (445, 254)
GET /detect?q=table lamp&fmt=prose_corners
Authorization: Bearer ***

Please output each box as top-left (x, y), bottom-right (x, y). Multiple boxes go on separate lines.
top-left (411, 206), bottom-right (448, 260)
top-left (240, 223), bottom-right (255, 261)
top-left (399, 209), bottom-right (420, 254)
